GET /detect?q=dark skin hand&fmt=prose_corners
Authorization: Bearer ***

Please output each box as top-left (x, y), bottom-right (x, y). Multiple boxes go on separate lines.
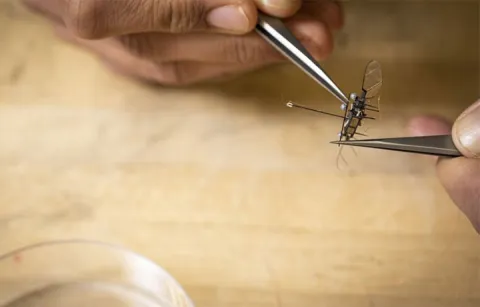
top-left (408, 99), bottom-right (480, 233)
top-left (23, 0), bottom-right (343, 85)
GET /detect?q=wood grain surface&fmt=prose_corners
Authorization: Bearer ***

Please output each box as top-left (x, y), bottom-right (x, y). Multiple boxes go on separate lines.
top-left (0, 0), bottom-right (479, 306)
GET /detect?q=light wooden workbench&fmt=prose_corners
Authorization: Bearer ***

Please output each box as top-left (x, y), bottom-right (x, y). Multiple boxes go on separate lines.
top-left (1, 0), bottom-right (479, 306)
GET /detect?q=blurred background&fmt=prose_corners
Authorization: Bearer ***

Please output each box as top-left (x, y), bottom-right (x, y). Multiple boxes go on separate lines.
top-left (0, 0), bottom-right (479, 306)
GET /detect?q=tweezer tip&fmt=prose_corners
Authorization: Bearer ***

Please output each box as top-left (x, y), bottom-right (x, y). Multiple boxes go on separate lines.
top-left (330, 140), bottom-right (359, 145)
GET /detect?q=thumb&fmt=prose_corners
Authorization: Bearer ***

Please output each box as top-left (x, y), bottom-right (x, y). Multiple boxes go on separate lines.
top-left (407, 101), bottom-right (480, 233)
top-left (439, 99), bottom-right (480, 233)
top-left (452, 99), bottom-right (480, 158)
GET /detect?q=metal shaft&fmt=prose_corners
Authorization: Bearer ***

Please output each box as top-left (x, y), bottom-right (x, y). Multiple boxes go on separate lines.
top-left (331, 135), bottom-right (462, 157)
top-left (255, 13), bottom-right (349, 105)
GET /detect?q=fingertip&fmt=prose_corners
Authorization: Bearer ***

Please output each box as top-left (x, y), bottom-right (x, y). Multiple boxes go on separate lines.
top-left (52, 25), bottom-right (81, 45)
top-left (451, 99), bottom-right (480, 159)
top-left (320, 0), bottom-right (344, 31)
top-left (288, 18), bottom-right (334, 60)
top-left (206, 1), bottom-right (257, 34)
top-left (299, 0), bottom-right (344, 32)
top-left (241, 1), bottom-right (259, 32)
top-left (331, 1), bottom-right (345, 30)
top-left (406, 115), bottom-right (452, 137)
top-left (255, 0), bottom-right (302, 18)
top-left (406, 116), bottom-right (432, 136)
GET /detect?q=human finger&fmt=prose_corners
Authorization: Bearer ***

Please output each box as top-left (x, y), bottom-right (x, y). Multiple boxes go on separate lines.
top-left (101, 55), bottom-right (280, 86)
top-left (25, 0), bottom-right (336, 62)
top-left (407, 115), bottom-right (452, 137)
top-left (407, 115), bottom-right (452, 163)
top-left (407, 104), bottom-right (480, 233)
top-left (441, 99), bottom-right (480, 232)
top-left (53, 25), bottom-right (278, 85)
top-left (254, 0), bottom-right (301, 18)
top-left (23, 0), bottom-right (259, 39)
top-left (452, 99), bottom-right (480, 159)
top-left (301, 0), bottom-right (343, 31)
top-left (115, 15), bottom-right (332, 63)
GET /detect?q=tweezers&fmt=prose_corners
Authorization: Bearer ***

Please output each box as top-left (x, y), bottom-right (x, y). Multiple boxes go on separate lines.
top-left (331, 135), bottom-right (463, 157)
top-left (256, 13), bottom-right (349, 105)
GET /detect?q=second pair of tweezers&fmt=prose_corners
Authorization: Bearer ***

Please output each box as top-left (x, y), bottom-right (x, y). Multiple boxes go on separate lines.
top-left (332, 135), bottom-right (462, 157)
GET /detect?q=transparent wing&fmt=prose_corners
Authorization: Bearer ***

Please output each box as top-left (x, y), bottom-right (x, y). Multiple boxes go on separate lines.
top-left (362, 60), bottom-right (383, 101)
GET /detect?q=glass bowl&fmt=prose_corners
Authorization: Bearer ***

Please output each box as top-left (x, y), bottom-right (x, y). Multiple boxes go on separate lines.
top-left (0, 240), bottom-right (194, 307)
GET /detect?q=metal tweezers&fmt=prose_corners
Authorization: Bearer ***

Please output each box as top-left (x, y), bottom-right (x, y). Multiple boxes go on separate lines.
top-left (331, 135), bottom-right (463, 157)
top-left (256, 13), bottom-right (349, 105)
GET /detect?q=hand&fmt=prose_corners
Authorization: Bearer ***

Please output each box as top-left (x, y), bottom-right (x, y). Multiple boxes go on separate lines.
top-left (408, 99), bottom-right (480, 233)
top-left (23, 0), bottom-right (343, 85)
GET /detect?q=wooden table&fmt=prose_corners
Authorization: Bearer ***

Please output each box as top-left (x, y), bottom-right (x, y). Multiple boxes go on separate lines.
top-left (1, 1), bottom-right (479, 306)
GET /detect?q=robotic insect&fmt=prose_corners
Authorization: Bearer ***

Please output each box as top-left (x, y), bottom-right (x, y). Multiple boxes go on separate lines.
top-left (287, 60), bottom-right (383, 142)
top-left (337, 60), bottom-right (382, 141)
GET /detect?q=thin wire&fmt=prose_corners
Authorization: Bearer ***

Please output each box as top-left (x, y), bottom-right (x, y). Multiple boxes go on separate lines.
top-left (286, 101), bottom-right (345, 119)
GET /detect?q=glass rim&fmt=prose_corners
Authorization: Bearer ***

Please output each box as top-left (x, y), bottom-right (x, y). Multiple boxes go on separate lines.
top-left (0, 239), bottom-right (194, 307)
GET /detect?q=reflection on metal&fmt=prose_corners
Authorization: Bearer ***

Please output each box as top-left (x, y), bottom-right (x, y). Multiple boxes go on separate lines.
top-left (256, 12), bottom-right (349, 105)
top-left (331, 135), bottom-right (462, 158)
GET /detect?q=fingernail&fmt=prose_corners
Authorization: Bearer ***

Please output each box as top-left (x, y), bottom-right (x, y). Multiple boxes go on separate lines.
top-left (257, 0), bottom-right (301, 16)
top-left (207, 6), bottom-right (249, 32)
top-left (262, 0), bottom-right (300, 10)
top-left (454, 100), bottom-right (480, 157)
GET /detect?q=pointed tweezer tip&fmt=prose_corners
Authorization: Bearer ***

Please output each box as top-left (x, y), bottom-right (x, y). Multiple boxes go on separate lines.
top-left (330, 140), bottom-right (358, 145)
top-left (330, 139), bottom-right (374, 147)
